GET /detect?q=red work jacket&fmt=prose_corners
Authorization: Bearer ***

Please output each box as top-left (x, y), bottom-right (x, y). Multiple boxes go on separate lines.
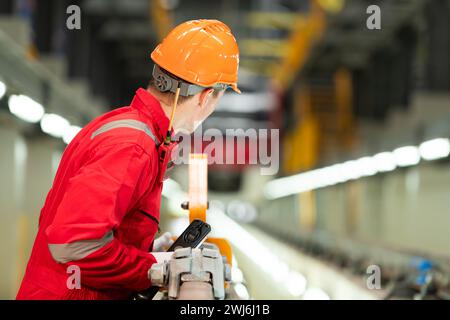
top-left (17, 88), bottom-right (170, 300)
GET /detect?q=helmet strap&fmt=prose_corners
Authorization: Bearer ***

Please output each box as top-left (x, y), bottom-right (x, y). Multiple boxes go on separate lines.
top-left (165, 86), bottom-right (180, 145)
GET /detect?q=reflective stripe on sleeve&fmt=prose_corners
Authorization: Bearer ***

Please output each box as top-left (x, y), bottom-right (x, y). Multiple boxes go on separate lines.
top-left (48, 231), bottom-right (114, 264)
top-left (91, 119), bottom-right (159, 144)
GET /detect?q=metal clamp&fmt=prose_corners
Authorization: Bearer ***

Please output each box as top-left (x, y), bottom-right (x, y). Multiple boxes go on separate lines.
top-left (149, 245), bottom-right (231, 300)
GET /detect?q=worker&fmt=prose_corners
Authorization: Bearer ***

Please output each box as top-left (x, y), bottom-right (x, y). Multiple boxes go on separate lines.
top-left (16, 19), bottom-right (240, 300)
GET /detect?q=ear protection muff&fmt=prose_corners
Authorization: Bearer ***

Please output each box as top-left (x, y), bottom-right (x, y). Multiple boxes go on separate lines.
top-left (154, 71), bottom-right (172, 93)
top-left (152, 64), bottom-right (228, 97)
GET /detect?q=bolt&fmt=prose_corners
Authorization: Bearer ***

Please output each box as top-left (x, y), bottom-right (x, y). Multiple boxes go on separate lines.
top-left (181, 201), bottom-right (189, 210)
top-left (149, 263), bottom-right (166, 286)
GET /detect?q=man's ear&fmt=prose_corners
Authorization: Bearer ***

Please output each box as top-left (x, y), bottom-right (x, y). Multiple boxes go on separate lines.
top-left (198, 88), bottom-right (214, 108)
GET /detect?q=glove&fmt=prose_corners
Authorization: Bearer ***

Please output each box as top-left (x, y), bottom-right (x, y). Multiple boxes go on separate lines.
top-left (152, 232), bottom-right (175, 252)
top-left (151, 252), bottom-right (174, 264)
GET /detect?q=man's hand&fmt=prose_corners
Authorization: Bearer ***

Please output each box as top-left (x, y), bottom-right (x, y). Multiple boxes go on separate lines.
top-left (153, 232), bottom-right (174, 252)
top-left (151, 252), bottom-right (174, 264)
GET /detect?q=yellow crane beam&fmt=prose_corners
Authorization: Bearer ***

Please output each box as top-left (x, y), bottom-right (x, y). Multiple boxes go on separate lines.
top-left (272, 0), bottom-right (327, 90)
top-left (149, 0), bottom-right (174, 41)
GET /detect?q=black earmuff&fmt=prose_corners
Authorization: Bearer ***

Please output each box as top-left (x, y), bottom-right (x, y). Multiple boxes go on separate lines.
top-left (154, 73), bottom-right (171, 92)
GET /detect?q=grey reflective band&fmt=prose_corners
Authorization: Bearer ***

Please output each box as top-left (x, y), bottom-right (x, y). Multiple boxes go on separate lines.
top-left (152, 64), bottom-right (227, 97)
top-left (91, 119), bottom-right (159, 144)
top-left (48, 231), bottom-right (114, 264)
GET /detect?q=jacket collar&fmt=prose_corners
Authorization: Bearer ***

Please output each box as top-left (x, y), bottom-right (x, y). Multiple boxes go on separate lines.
top-left (130, 88), bottom-right (170, 143)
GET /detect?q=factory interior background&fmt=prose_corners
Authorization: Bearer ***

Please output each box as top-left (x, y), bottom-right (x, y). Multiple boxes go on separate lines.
top-left (1, 0), bottom-right (450, 300)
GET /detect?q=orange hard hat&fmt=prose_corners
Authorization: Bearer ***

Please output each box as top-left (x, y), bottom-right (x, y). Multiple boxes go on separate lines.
top-left (151, 19), bottom-right (240, 94)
